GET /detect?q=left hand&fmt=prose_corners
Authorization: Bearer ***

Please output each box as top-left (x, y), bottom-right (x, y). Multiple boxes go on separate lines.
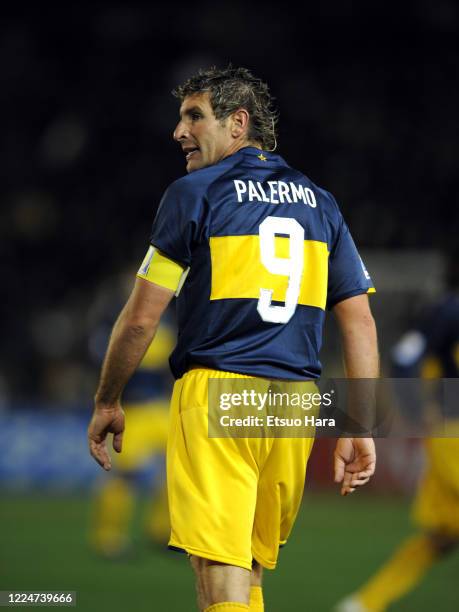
top-left (87, 402), bottom-right (125, 471)
top-left (334, 437), bottom-right (376, 496)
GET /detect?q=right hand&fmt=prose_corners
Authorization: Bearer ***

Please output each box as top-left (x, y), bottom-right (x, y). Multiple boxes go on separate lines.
top-left (87, 401), bottom-right (125, 471)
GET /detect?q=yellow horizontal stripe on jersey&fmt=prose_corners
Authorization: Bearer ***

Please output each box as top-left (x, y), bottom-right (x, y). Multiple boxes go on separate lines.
top-left (367, 287), bottom-right (376, 294)
top-left (137, 246), bottom-right (186, 292)
top-left (209, 235), bottom-right (329, 310)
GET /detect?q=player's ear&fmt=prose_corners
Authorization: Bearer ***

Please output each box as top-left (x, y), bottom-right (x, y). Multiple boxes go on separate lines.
top-left (231, 108), bottom-right (250, 138)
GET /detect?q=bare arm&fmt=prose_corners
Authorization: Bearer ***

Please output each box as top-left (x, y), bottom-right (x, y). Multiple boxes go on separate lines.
top-left (333, 293), bottom-right (379, 378)
top-left (95, 277), bottom-right (174, 404)
top-left (88, 277), bottom-right (174, 469)
top-left (332, 294), bottom-right (379, 495)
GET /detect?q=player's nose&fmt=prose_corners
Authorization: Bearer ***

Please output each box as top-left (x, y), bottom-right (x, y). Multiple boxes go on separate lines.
top-left (173, 120), bottom-right (188, 142)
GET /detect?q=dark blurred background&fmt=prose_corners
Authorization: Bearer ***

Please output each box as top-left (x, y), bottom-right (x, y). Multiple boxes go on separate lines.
top-left (1, 3), bottom-right (458, 610)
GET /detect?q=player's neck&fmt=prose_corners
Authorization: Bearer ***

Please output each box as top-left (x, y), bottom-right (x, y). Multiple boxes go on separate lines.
top-left (221, 140), bottom-right (262, 161)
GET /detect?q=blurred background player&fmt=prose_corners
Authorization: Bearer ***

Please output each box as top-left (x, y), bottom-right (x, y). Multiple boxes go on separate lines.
top-left (87, 271), bottom-right (175, 557)
top-left (335, 249), bottom-right (459, 612)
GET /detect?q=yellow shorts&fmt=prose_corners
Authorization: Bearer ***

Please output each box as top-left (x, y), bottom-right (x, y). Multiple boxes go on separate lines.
top-left (412, 426), bottom-right (459, 536)
top-left (114, 400), bottom-right (169, 471)
top-left (167, 367), bottom-right (315, 570)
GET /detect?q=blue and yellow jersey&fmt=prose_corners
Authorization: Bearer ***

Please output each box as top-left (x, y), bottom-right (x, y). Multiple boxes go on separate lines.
top-left (140, 146), bottom-right (374, 380)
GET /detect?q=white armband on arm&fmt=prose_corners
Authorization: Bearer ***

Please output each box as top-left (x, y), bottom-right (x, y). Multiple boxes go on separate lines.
top-left (137, 246), bottom-right (189, 296)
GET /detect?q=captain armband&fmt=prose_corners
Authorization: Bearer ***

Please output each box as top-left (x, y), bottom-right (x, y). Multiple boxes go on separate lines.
top-left (137, 246), bottom-right (189, 296)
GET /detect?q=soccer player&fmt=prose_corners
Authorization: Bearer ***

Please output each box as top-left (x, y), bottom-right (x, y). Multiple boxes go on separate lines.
top-left (89, 322), bottom-right (174, 558)
top-left (88, 66), bottom-right (378, 611)
top-left (335, 251), bottom-right (459, 612)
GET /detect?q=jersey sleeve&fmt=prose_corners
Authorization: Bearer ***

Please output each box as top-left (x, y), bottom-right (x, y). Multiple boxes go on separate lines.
top-left (149, 177), bottom-right (207, 267)
top-left (137, 245), bottom-right (188, 293)
top-left (326, 196), bottom-right (375, 309)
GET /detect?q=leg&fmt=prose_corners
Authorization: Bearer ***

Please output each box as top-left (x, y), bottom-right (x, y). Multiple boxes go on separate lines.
top-left (337, 531), bottom-right (458, 612)
top-left (91, 401), bottom-right (166, 556)
top-left (250, 560), bottom-right (263, 587)
top-left (144, 460), bottom-right (170, 545)
top-left (190, 556), bottom-right (251, 611)
top-left (142, 403), bottom-right (171, 545)
top-left (90, 474), bottom-right (134, 558)
top-left (249, 561), bottom-right (264, 611)
top-left (190, 556), bottom-right (206, 612)
top-left (169, 371), bottom-right (301, 610)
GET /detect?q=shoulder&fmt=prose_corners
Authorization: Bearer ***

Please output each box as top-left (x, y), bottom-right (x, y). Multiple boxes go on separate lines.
top-left (162, 174), bottom-right (206, 201)
top-left (165, 162), bottom-right (234, 201)
top-left (289, 167), bottom-right (342, 220)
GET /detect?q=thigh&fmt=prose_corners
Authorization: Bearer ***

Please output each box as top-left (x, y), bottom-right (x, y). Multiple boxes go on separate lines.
top-left (427, 435), bottom-right (459, 493)
top-left (412, 436), bottom-right (459, 536)
top-left (252, 436), bottom-right (314, 569)
top-left (167, 369), bottom-right (260, 570)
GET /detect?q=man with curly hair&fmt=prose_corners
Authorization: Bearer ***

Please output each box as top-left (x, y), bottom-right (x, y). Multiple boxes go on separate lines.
top-left (88, 66), bottom-right (378, 611)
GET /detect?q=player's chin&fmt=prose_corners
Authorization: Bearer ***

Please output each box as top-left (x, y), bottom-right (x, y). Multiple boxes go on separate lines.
top-left (186, 155), bottom-right (205, 173)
